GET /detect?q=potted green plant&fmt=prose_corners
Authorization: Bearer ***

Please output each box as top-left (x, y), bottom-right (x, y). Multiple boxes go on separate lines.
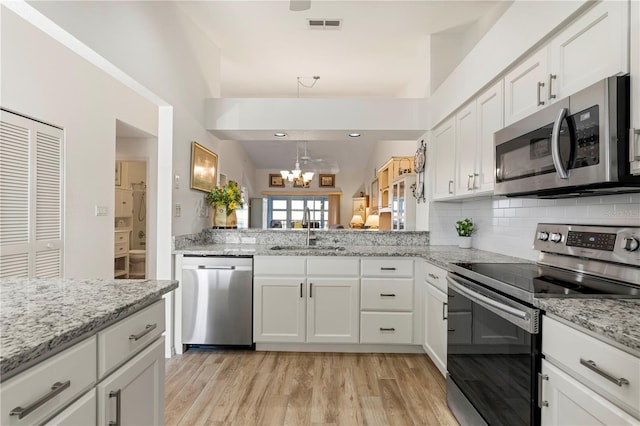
top-left (205, 181), bottom-right (243, 228)
top-left (455, 218), bottom-right (474, 249)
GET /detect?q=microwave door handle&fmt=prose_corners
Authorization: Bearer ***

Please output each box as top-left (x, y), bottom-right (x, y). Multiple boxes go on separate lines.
top-left (551, 107), bottom-right (570, 179)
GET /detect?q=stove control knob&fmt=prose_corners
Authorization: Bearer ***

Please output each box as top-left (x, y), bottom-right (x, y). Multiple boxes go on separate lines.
top-left (623, 237), bottom-right (639, 252)
top-left (549, 232), bottom-right (563, 243)
top-left (537, 232), bottom-right (549, 241)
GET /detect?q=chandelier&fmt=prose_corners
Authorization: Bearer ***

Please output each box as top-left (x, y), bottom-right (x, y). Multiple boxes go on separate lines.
top-left (280, 143), bottom-right (314, 184)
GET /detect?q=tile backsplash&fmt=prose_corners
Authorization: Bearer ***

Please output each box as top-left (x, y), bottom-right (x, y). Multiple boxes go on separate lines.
top-left (429, 193), bottom-right (640, 261)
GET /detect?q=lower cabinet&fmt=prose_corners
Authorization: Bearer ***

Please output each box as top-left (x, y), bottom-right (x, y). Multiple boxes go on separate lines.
top-left (254, 277), bottom-right (306, 342)
top-left (541, 360), bottom-right (639, 425)
top-left (423, 281), bottom-right (447, 376)
top-left (97, 338), bottom-right (165, 426)
top-left (307, 278), bottom-right (359, 343)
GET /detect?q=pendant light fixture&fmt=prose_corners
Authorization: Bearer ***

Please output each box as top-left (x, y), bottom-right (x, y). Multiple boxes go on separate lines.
top-left (280, 143), bottom-right (314, 184)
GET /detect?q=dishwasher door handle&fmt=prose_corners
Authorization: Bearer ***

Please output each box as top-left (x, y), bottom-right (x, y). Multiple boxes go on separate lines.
top-left (198, 265), bottom-right (236, 270)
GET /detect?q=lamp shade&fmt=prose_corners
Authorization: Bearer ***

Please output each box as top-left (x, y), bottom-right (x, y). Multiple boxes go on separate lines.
top-left (350, 214), bottom-right (364, 228)
top-left (364, 214), bottom-right (379, 229)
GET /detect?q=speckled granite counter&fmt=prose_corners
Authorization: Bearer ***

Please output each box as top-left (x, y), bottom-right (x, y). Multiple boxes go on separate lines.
top-left (535, 298), bottom-right (640, 355)
top-left (174, 244), bottom-right (528, 269)
top-left (0, 278), bottom-right (178, 380)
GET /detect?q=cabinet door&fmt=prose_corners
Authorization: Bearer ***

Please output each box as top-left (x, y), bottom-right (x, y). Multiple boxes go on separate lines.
top-left (431, 117), bottom-right (456, 200)
top-left (476, 80), bottom-right (504, 194)
top-left (307, 278), bottom-right (359, 343)
top-left (455, 101), bottom-right (477, 196)
top-left (97, 337), bottom-right (164, 426)
top-left (424, 283), bottom-right (447, 377)
top-left (45, 390), bottom-right (96, 426)
top-left (115, 189), bottom-right (132, 218)
top-left (504, 48), bottom-right (548, 125)
top-left (541, 360), bottom-right (639, 426)
top-left (253, 277), bottom-right (306, 343)
top-left (550, 1), bottom-right (628, 100)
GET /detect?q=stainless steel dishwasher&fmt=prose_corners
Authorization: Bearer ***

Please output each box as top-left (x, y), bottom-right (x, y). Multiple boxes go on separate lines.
top-left (181, 256), bottom-right (253, 348)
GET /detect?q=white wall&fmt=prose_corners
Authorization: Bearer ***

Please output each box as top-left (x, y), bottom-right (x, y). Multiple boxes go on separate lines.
top-left (1, 5), bottom-right (160, 278)
top-left (29, 0), bottom-right (257, 236)
top-left (428, 194), bottom-right (640, 261)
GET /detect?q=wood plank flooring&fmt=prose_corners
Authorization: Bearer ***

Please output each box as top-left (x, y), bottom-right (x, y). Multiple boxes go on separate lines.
top-left (165, 350), bottom-right (459, 426)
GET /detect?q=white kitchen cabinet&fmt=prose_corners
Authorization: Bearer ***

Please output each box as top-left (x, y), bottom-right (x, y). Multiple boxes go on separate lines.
top-left (391, 173), bottom-right (416, 231)
top-left (431, 117), bottom-right (456, 200)
top-left (97, 337), bottom-right (165, 426)
top-left (505, 1), bottom-right (628, 126)
top-left (307, 278), bottom-right (359, 343)
top-left (541, 360), bottom-right (639, 426)
top-left (454, 101), bottom-right (478, 196)
top-left (254, 276), bottom-right (306, 343)
top-left (474, 80), bottom-right (503, 193)
top-left (45, 390), bottom-right (96, 426)
top-left (424, 281), bottom-right (447, 376)
top-left (504, 48), bottom-right (549, 125)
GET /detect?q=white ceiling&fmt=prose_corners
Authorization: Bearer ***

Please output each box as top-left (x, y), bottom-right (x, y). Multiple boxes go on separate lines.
top-left (177, 0), bottom-right (508, 171)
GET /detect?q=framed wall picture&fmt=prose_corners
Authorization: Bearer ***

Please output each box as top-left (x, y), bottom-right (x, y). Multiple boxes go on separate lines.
top-left (319, 174), bottom-right (335, 188)
top-left (190, 141), bottom-right (218, 192)
top-left (269, 173), bottom-right (285, 187)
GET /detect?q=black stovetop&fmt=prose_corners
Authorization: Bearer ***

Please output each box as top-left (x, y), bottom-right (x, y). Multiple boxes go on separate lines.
top-left (450, 262), bottom-right (640, 300)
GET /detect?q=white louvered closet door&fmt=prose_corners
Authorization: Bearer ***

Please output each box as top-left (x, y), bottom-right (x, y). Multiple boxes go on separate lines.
top-left (1, 110), bottom-right (63, 278)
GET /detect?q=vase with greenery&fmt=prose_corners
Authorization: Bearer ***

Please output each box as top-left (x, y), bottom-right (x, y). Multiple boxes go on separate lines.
top-left (205, 181), bottom-right (243, 228)
top-left (455, 218), bottom-right (474, 248)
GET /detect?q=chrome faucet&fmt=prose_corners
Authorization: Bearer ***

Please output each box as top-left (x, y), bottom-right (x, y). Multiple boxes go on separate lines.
top-left (302, 207), bottom-right (316, 246)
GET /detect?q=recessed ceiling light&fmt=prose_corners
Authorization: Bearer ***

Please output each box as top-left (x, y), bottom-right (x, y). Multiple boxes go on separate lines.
top-left (274, 132), bottom-right (287, 138)
top-left (348, 133), bottom-right (361, 138)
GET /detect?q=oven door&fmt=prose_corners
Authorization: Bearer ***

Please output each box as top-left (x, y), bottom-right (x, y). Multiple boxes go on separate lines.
top-left (446, 274), bottom-right (541, 426)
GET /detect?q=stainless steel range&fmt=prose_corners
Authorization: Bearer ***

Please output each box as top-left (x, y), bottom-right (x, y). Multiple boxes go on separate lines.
top-left (446, 224), bottom-right (640, 426)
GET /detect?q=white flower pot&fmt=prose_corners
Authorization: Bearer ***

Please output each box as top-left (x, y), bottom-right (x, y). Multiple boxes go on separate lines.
top-left (458, 236), bottom-right (472, 249)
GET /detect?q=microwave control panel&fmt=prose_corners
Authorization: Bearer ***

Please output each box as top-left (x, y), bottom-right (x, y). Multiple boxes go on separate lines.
top-left (571, 105), bottom-right (600, 168)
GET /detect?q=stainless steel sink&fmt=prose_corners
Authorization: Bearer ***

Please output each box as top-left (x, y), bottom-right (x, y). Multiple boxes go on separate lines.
top-left (269, 245), bottom-right (346, 251)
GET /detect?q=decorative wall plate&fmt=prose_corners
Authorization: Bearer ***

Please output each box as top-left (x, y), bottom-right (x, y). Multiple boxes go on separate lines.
top-left (414, 140), bottom-right (426, 173)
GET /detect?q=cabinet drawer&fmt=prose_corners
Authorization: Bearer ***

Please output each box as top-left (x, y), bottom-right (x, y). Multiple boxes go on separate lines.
top-left (307, 257), bottom-right (359, 277)
top-left (362, 258), bottom-right (413, 278)
top-left (115, 231), bottom-right (129, 244)
top-left (0, 337), bottom-right (96, 426)
top-left (114, 242), bottom-right (128, 256)
top-left (361, 278), bottom-right (413, 311)
top-left (97, 299), bottom-right (165, 378)
top-left (543, 316), bottom-right (640, 417)
top-left (254, 256), bottom-right (305, 276)
top-left (424, 262), bottom-right (447, 293)
top-left (360, 312), bottom-right (413, 344)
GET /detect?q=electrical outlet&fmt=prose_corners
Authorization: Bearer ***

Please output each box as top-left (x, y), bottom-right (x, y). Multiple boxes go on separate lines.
top-left (94, 205), bottom-right (108, 216)
top-left (175, 203), bottom-right (181, 217)
top-left (174, 174), bottom-right (180, 189)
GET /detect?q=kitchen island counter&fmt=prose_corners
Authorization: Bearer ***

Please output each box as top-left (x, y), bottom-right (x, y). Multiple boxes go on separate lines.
top-left (0, 278), bottom-right (177, 380)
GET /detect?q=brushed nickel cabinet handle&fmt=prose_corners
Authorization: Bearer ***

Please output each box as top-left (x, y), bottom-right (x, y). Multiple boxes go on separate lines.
top-left (448, 180), bottom-right (454, 194)
top-left (109, 389), bottom-right (121, 426)
top-left (537, 81), bottom-right (545, 106)
top-left (579, 359), bottom-right (630, 387)
top-left (129, 323), bottom-right (157, 341)
top-left (442, 302), bottom-right (448, 320)
top-left (10, 380), bottom-right (71, 419)
top-left (548, 74), bottom-right (556, 100)
top-left (538, 373), bottom-right (549, 408)
top-left (467, 175), bottom-right (473, 190)
top-left (428, 273), bottom-right (440, 280)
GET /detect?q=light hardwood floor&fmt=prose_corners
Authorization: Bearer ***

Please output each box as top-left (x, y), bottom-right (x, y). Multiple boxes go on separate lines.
top-left (165, 350), bottom-right (459, 426)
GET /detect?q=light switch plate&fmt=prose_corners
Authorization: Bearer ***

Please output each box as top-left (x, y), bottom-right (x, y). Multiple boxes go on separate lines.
top-left (94, 205), bottom-right (108, 216)
top-left (174, 174), bottom-right (180, 189)
top-left (175, 203), bottom-right (181, 217)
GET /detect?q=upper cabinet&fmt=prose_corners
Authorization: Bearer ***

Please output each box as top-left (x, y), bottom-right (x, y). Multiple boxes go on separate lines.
top-left (475, 81), bottom-right (504, 193)
top-left (505, 1), bottom-right (628, 126)
top-left (431, 118), bottom-right (456, 200)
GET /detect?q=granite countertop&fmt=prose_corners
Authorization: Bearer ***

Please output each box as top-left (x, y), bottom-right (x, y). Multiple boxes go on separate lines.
top-left (535, 298), bottom-right (640, 356)
top-left (0, 278), bottom-right (178, 380)
top-left (174, 244), bottom-right (528, 269)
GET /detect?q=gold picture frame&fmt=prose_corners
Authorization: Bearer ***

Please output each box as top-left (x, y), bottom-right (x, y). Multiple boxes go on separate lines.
top-left (319, 174), bottom-right (335, 188)
top-left (190, 142), bottom-right (218, 192)
top-left (269, 174), bottom-right (285, 187)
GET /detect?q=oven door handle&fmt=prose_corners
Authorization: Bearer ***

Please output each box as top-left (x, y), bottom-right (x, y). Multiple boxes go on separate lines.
top-left (446, 276), bottom-right (528, 320)
top-left (551, 107), bottom-right (570, 179)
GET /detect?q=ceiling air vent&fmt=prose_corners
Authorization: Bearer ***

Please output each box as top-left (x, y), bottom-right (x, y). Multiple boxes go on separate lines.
top-left (307, 19), bottom-right (342, 30)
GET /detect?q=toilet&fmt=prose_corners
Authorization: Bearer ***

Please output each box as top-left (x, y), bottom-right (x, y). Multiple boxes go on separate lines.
top-left (129, 249), bottom-right (146, 278)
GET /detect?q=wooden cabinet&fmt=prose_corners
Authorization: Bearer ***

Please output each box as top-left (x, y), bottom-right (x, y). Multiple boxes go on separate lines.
top-left (431, 117), bottom-right (456, 200)
top-left (97, 338), bottom-right (165, 426)
top-left (391, 174), bottom-right (416, 231)
top-left (541, 360), bottom-right (639, 425)
top-left (115, 188), bottom-right (133, 218)
top-left (253, 256), bottom-right (359, 344)
top-left (505, 1), bottom-right (628, 126)
top-left (375, 156), bottom-right (414, 230)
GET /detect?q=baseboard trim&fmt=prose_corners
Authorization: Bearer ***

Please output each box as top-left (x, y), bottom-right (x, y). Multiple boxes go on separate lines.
top-left (255, 343), bottom-right (426, 354)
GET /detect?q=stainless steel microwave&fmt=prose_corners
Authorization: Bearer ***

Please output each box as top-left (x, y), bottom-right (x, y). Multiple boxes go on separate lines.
top-left (494, 75), bottom-right (640, 198)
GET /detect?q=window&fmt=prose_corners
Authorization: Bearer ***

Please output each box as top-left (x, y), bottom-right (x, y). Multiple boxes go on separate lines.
top-left (267, 195), bottom-right (329, 229)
